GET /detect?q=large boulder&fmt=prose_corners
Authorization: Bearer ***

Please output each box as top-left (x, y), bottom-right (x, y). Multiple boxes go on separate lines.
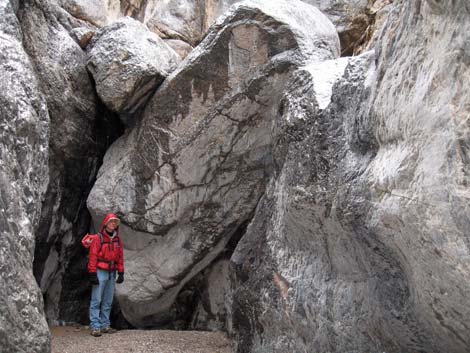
top-left (229, 1), bottom-right (470, 352)
top-left (59, 0), bottom-right (111, 27)
top-left (0, 1), bottom-right (50, 352)
top-left (87, 0), bottom-right (339, 327)
top-left (86, 17), bottom-right (181, 121)
top-left (144, 0), bottom-right (212, 45)
top-left (144, 0), bottom-right (385, 55)
top-left (59, 0), bottom-right (389, 57)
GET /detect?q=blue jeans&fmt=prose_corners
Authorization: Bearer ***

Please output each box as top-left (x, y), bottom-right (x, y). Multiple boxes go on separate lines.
top-left (89, 269), bottom-right (115, 330)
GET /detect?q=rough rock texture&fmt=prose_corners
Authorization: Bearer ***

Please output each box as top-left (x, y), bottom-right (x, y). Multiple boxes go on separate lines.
top-left (59, 0), bottom-right (111, 27)
top-left (229, 0), bottom-right (470, 352)
top-left (86, 17), bottom-right (181, 121)
top-left (145, 0), bottom-right (212, 46)
top-left (230, 52), bottom-right (390, 353)
top-left (142, 0), bottom-right (388, 55)
top-left (0, 1), bottom-right (51, 352)
top-left (191, 259), bottom-right (232, 331)
top-left (367, 1), bottom-right (470, 351)
top-left (19, 0), bottom-right (123, 327)
top-left (59, 0), bottom-right (388, 57)
top-left (164, 38), bottom-right (194, 59)
top-left (303, 0), bottom-right (385, 55)
top-left (87, 0), bottom-right (339, 328)
top-left (7, 1), bottom-right (469, 352)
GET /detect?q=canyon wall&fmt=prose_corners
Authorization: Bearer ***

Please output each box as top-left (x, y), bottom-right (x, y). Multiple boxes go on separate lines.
top-left (2, 1), bottom-right (470, 353)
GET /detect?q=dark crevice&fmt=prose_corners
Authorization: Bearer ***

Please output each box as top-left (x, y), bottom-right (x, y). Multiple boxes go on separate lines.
top-left (161, 218), bottom-right (252, 331)
top-left (339, 1), bottom-right (393, 57)
top-left (27, 28), bottom-right (126, 323)
top-left (55, 81), bottom-right (125, 325)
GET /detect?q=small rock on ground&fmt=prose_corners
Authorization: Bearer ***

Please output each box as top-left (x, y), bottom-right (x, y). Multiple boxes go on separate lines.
top-left (51, 326), bottom-right (233, 353)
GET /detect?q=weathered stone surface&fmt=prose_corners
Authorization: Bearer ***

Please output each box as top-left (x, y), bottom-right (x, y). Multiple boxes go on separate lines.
top-left (60, 0), bottom-right (386, 57)
top-left (86, 16), bottom-right (181, 121)
top-left (0, 1), bottom-right (50, 352)
top-left (87, 0), bottom-right (339, 327)
top-left (164, 38), bottom-right (194, 59)
top-left (4, 0), bottom-right (469, 351)
top-left (144, 0), bottom-right (380, 55)
top-left (70, 26), bottom-right (95, 48)
top-left (229, 1), bottom-right (470, 352)
top-left (59, 0), bottom-right (109, 27)
top-left (144, 0), bottom-right (207, 45)
top-left (229, 52), bottom-right (378, 353)
top-left (19, 0), bottom-right (123, 327)
top-left (191, 259), bottom-right (232, 331)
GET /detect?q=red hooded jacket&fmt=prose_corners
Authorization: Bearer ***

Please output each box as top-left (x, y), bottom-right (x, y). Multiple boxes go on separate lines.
top-left (87, 213), bottom-right (124, 273)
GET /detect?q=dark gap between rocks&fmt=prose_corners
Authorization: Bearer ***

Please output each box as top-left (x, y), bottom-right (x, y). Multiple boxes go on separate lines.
top-left (150, 219), bottom-right (251, 331)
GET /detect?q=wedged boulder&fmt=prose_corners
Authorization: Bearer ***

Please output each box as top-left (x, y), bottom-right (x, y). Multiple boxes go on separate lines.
top-left (0, 1), bottom-right (50, 352)
top-left (144, 0), bottom-right (378, 55)
top-left (86, 16), bottom-right (181, 121)
top-left (61, 0), bottom-right (386, 58)
top-left (229, 1), bottom-right (470, 352)
top-left (87, 0), bottom-right (339, 327)
top-left (144, 0), bottom-right (207, 45)
top-left (144, 0), bottom-right (239, 46)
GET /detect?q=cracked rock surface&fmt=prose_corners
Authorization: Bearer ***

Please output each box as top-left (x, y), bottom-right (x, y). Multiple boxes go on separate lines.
top-left (87, 0), bottom-right (339, 328)
top-left (228, 1), bottom-right (470, 352)
top-left (86, 16), bottom-right (181, 120)
top-left (0, 1), bottom-right (50, 352)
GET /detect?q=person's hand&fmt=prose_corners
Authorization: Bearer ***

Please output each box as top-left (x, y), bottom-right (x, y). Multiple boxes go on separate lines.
top-left (116, 272), bottom-right (124, 284)
top-left (89, 273), bottom-right (99, 286)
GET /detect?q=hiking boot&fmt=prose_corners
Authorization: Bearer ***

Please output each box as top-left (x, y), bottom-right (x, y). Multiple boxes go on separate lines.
top-left (90, 329), bottom-right (102, 337)
top-left (101, 327), bottom-right (117, 334)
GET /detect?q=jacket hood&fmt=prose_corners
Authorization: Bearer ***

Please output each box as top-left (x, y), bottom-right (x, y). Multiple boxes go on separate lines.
top-left (100, 213), bottom-right (120, 234)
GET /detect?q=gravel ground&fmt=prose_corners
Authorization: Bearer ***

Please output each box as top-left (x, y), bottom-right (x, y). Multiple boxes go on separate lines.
top-left (51, 326), bottom-right (234, 353)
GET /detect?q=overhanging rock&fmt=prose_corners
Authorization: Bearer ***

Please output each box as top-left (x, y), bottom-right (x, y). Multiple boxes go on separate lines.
top-left (87, 0), bottom-right (339, 328)
top-left (86, 16), bottom-right (181, 123)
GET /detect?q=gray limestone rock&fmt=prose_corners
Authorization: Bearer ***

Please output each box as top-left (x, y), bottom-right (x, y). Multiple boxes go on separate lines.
top-left (229, 52), bottom-right (379, 353)
top-left (86, 16), bottom-right (181, 121)
top-left (144, 0), bottom-right (377, 55)
top-left (365, 1), bottom-right (470, 351)
top-left (229, 1), bottom-right (470, 352)
top-left (0, 1), bottom-right (51, 352)
top-left (191, 259), bottom-right (232, 331)
top-left (59, 0), bottom-right (109, 27)
top-left (70, 26), bottom-right (95, 48)
top-left (144, 0), bottom-right (208, 45)
top-left (19, 0), bottom-right (123, 326)
top-left (304, 0), bottom-right (371, 55)
top-left (60, 0), bottom-right (385, 57)
top-left (87, 0), bottom-right (339, 327)
top-left (164, 38), bottom-right (194, 59)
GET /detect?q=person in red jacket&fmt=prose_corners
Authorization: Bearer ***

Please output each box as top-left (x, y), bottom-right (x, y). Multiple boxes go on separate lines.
top-left (88, 213), bottom-right (124, 337)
